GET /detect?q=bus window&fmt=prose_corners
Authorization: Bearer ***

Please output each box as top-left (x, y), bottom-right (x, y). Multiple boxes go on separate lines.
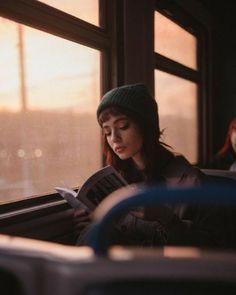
top-left (0, 18), bottom-right (101, 204)
top-left (154, 9), bottom-right (202, 164)
top-left (38, 0), bottom-right (99, 26)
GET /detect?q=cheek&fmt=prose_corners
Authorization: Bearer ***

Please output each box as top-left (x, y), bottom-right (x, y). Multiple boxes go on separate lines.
top-left (106, 137), bottom-right (114, 150)
top-left (231, 136), bottom-right (236, 146)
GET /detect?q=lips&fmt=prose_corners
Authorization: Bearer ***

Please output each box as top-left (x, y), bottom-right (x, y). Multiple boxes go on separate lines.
top-left (115, 146), bottom-right (126, 153)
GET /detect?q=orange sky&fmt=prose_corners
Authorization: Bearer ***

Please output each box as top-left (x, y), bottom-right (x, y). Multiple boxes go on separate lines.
top-left (0, 18), bottom-right (100, 113)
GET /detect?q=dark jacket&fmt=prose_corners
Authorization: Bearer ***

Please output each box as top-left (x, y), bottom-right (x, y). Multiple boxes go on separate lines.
top-left (77, 155), bottom-right (233, 248)
top-left (211, 146), bottom-right (236, 170)
top-left (111, 154), bottom-right (226, 248)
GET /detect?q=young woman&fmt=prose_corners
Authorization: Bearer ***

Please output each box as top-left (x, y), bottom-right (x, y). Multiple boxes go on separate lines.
top-left (211, 118), bottom-right (236, 171)
top-left (75, 83), bottom-right (227, 247)
top-left (97, 83), bottom-right (203, 187)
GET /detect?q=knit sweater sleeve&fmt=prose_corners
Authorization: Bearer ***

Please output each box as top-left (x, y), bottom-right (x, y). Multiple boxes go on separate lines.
top-left (115, 213), bottom-right (169, 246)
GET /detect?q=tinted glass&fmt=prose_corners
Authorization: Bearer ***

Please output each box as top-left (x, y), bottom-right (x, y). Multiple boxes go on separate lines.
top-left (38, 0), bottom-right (99, 26)
top-left (0, 18), bottom-right (101, 203)
top-left (155, 11), bottom-right (197, 70)
top-left (155, 70), bottom-right (198, 163)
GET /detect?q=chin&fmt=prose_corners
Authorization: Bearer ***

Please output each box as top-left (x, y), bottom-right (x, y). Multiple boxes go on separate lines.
top-left (117, 153), bottom-right (130, 160)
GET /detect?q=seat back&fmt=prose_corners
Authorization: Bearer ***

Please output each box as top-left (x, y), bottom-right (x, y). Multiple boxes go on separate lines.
top-left (0, 236), bottom-right (45, 295)
top-left (202, 169), bottom-right (236, 183)
top-left (0, 234), bottom-right (93, 295)
top-left (44, 247), bottom-right (236, 295)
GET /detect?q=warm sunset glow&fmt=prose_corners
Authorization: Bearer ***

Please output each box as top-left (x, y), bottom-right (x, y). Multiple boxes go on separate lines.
top-left (0, 19), bottom-right (21, 111)
top-left (38, 0), bottom-right (99, 26)
top-left (155, 70), bottom-right (197, 163)
top-left (154, 12), bottom-right (198, 163)
top-left (0, 19), bottom-right (100, 113)
top-left (155, 11), bottom-right (197, 70)
top-left (0, 17), bottom-right (102, 203)
top-left (23, 26), bottom-right (100, 112)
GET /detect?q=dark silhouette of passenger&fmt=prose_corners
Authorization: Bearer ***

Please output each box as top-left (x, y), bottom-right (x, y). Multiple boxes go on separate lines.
top-left (211, 118), bottom-right (236, 171)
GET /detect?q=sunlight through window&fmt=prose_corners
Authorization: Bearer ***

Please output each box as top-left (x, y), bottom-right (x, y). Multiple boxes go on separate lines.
top-left (155, 70), bottom-right (198, 163)
top-left (155, 11), bottom-right (197, 70)
top-left (38, 0), bottom-right (99, 26)
top-left (0, 18), bottom-right (101, 203)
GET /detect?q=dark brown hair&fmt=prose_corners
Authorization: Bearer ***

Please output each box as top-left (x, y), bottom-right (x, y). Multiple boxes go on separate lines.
top-left (99, 106), bottom-right (173, 184)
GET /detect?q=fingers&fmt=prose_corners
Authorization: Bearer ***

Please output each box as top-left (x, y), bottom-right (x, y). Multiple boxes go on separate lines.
top-left (73, 208), bottom-right (91, 232)
top-left (73, 208), bottom-right (89, 218)
top-left (130, 210), bottom-right (145, 219)
top-left (73, 208), bottom-right (92, 232)
top-left (130, 207), bottom-right (145, 218)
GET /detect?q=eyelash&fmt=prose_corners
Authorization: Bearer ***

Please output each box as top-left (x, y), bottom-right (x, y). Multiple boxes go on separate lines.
top-left (104, 123), bottom-right (129, 136)
top-left (120, 123), bottom-right (129, 130)
top-left (105, 131), bottom-right (111, 136)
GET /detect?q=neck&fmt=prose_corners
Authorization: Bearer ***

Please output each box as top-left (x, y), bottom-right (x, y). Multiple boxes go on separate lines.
top-left (132, 153), bottom-right (145, 171)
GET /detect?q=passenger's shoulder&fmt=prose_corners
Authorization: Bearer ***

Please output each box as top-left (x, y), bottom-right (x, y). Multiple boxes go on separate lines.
top-left (162, 153), bottom-right (204, 187)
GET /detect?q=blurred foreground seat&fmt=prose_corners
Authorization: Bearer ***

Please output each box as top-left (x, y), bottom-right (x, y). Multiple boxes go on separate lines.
top-left (0, 234), bottom-right (92, 295)
top-left (1, 237), bottom-right (236, 295)
top-left (1, 184), bottom-right (236, 295)
top-left (44, 245), bottom-right (236, 295)
top-left (54, 184), bottom-right (236, 295)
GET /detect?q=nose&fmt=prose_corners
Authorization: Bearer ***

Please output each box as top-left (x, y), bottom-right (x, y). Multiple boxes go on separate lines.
top-left (111, 129), bottom-right (121, 143)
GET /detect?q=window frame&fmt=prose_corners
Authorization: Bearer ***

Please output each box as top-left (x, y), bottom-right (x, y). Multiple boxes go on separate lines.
top-left (155, 0), bottom-right (211, 165)
top-left (0, 0), bottom-right (116, 215)
top-left (0, 0), bottom-right (212, 235)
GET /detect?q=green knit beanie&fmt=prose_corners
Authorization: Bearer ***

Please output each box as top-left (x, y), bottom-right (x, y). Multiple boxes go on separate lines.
top-left (97, 83), bottom-right (160, 133)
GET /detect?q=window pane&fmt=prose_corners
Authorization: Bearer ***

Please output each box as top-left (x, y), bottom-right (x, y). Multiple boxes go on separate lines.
top-left (38, 0), bottom-right (99, 26)
top-left (155, 11), bottom-right (197, 70)
top-left (155, 70), bottom-right (198, 163)
top-left (0, 18), bottom-right (101, 204)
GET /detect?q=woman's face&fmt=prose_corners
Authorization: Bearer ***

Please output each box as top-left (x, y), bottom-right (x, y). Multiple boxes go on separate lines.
top-left (230, 130), bottom-right (236, 154)
top-left (102, 113), bottom-right (144, 169)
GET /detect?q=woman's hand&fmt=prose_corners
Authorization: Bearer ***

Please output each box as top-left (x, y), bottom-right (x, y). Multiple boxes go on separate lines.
top-left (130, 205), bottom-right (175, 226)
top-left (73, 208), bottom-right (92, 232)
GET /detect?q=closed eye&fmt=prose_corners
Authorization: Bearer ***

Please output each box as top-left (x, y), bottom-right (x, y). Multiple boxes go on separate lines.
top-left (104, 131), bottom-right (111, 136)
top-left (102, 127), bottom-right (111, 136)
top-left (119, 123), bottom-right (129, 130)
